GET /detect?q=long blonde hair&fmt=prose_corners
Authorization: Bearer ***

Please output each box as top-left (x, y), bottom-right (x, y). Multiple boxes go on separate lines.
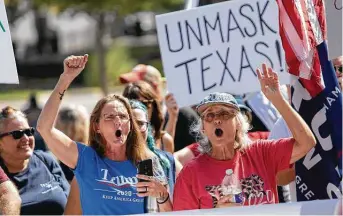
top-left (89, 94), bottom-right (149, 164)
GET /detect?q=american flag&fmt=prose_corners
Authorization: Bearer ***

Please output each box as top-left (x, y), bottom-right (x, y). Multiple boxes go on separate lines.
top-left (276, 0), bottom-right (342, 201)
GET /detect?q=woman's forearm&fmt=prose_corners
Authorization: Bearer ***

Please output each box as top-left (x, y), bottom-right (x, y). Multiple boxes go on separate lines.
top-left (272, 97), bottom-right (316, 161)
top-left (165, 114), bottom-right (178, 139)
top-left (273, 97), bottom-right (314, 142)
top-left (37, 75), bottom-right (71, 133)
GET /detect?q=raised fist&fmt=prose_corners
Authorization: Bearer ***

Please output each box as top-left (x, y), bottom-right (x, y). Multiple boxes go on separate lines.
top-left (62, 54), bottom-right (89, 81)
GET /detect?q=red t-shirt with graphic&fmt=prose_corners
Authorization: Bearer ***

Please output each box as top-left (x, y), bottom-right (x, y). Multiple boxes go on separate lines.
top-left (173, 138), bottom-right (295, 210)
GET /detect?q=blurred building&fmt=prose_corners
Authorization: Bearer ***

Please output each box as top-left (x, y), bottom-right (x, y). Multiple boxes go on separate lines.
top-left (11, 8), bottom-right (97, 60)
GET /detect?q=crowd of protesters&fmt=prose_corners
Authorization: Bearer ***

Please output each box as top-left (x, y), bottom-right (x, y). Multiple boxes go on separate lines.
top-left (0, 53), bottom-right (341, 215)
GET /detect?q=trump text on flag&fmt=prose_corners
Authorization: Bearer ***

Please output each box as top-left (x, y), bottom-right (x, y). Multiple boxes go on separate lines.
top-left (156, 0), bottom-right (289, 107)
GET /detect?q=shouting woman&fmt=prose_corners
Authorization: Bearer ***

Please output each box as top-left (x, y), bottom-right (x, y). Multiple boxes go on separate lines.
top-left (37, 55), bottom-right (172, 215)
top-left (173, 64), bottom-right (316, 210)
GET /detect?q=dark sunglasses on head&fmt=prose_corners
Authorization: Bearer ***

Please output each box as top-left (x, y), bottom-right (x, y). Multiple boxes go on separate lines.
top-left (335, 65), bottom-right (342, 74)
top-left (0, 127), bottom-right (35, 140)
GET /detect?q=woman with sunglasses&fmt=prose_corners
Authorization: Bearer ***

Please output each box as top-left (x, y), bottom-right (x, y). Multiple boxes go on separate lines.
top-left (173, 64), bottom-right (316, 210)
top-left (0, 106), bottom-right (70, 215)
top-left (37, 55), bottom-right (171, 215)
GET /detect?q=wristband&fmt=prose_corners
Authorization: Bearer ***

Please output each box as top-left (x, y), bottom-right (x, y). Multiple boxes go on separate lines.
top-left (156, 193), bottom-right (169, 205)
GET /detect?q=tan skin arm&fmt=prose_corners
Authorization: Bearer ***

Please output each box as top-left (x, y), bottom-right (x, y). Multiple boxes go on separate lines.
top-left (161, 132), bottom-right (174, 153)
top-left (256, 64), bottom-right (316, 164)
top-left (164, 93), bottom-right (179, 142)
top-left (0, 181), bottom-right (21, 215)
top-left (64, 177), bottom-right (82, 215)
top-left (276, 168), bottom-right (296, 186)
top-left (173, 147), bottom-right (195, 166)
top-left (37, 55), bottom-right (88, 169)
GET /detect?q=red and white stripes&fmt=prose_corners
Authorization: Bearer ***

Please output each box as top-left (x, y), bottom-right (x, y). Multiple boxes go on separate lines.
top-left (276, 0), bottom-right (326, 84)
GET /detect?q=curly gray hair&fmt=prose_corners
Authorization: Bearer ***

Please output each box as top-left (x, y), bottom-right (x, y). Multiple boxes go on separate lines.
top-left (191, 112), bottom-right (252, 154)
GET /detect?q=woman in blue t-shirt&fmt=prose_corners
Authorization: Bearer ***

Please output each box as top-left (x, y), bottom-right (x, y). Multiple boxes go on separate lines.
top-left (0, 106), bottom-right (69, 215)
top-left (64, 100), bottom-right (179, 214)
top-left (37, 55), bottom-right (173, 215)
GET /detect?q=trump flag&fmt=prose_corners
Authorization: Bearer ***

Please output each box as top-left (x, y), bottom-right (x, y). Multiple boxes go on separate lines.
top-left (276, 0), bottom-right (342, 201)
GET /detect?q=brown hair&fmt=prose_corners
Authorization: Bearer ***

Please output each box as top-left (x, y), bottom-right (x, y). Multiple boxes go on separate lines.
top-left (89, 94), bottom-right (149, 164)
top-left (56, 105), bottom-right (89, 144)
top-left (122, 81), bottom-right (164, 141)
top-left (0, 106), bottom-right (28, 133)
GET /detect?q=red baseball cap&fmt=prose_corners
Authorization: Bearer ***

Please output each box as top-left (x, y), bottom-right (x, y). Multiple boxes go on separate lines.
top-left (119, 64), bottom-right (162, 85)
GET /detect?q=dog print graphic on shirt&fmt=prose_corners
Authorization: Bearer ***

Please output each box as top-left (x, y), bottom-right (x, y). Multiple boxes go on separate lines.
top-left (205, 174), bottom-right (273, 207)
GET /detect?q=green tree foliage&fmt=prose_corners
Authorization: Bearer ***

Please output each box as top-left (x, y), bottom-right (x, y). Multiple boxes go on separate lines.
top-left (33, 0), bottom-right (183, 15)
top-left (32, 0), bottom-right (183, 95)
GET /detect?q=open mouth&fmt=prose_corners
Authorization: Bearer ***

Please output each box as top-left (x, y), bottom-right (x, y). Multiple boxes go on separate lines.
top-left (115, 130), bottom-right (122, 137)
top-left (214, 128), bottom-right (223, 137)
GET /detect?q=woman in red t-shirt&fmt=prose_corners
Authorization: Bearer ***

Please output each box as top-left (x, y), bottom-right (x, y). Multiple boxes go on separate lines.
top-left (173, 64), bottom-right (316, 210)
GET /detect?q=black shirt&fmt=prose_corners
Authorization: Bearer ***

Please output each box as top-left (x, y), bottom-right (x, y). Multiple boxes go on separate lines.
top-left (1, 151), bottom-right (69, 215)
top-left (165, 107), bottom-right (199, 151)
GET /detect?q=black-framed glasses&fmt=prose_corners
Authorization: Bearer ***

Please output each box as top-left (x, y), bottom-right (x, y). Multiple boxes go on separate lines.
top-left (335, 65), bottom-right (342, 74)
top-left (0, 127), bottom-right (35, 140)
top-left (201, 111), bottom-right (237, 123)
top-left (136, 120), bottom-right (149, 132)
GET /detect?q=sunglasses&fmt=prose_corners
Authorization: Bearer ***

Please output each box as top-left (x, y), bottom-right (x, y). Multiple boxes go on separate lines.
top-left (335, 65), bottom-right (342, 74)
top-left (0, 127), bottom-right (35, 140)
top-left (201, 110), bottom-right (237, 123)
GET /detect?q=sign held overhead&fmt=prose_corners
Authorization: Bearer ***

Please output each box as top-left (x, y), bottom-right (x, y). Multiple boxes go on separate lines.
top-left (156, 0), bottom-right (289, 107)
top-left (0, 0), bottom-right (19, 84)
top-left (325, 0), bottom-right (342, 60)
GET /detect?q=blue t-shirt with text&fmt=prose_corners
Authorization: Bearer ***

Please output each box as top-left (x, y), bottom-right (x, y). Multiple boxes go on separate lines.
top-left (74, 142), bottom-right (145, 215)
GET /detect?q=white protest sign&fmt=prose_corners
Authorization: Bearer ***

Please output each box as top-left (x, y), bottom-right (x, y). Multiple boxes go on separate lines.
top-left (156, 0), bottom-right (289, 107)
top-left (326, 0), bottom-right (342, 60)
top-left (142, 199), bottom-right (341, 215)
top-left (0, 0), bottom-right (19, 84)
